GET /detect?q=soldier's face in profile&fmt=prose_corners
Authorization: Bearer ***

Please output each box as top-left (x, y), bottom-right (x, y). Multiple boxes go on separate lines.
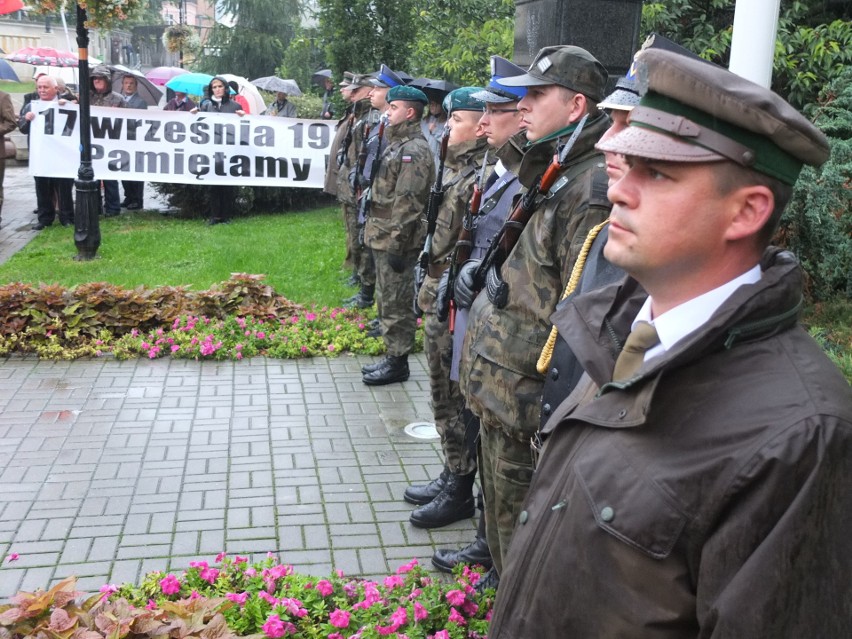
top-left (370, 86), bottom-right (389, 110)
top-left (479, 102), bottom-right (523, 148)
top-left (386, 100), bottom-right (412, 126)
top-left (598, 109), bottom-right (630, 185)
top-left (448, 110), bottom-right (481, 145)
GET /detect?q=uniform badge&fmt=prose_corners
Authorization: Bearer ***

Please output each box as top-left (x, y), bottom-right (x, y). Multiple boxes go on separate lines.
top-left (402, 155), bottom-right (413, 163)
top-left (537, 57), bottom-right (552, 74)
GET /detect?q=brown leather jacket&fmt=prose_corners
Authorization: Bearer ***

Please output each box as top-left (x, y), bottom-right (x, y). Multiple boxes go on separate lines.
top-left (489, 248), bottom-right (852, 638)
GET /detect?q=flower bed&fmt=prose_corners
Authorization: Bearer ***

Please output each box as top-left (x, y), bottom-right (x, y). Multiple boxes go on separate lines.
top-left (0, 275), bottom-right (423, 361)
top-left (0, 554), bottom-right (493, 639)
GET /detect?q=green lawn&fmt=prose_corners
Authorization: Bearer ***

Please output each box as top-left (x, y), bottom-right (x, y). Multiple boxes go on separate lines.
top-left (0, 207), bottom-right (354, 307)
top-left (0, 79), bottom-right (34, 94)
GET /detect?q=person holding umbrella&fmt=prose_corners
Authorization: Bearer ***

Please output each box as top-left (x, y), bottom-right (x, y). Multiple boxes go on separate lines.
top-left (190, 76), bottom-right (245, 225)
top-left (263, 91), bottom-right (297, 118)
top-left (89, 65), bottom-right (125, 218)
top-left (119, 74), bottom-right (147, 211)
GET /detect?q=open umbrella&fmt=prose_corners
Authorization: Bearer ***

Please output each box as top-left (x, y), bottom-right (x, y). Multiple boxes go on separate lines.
top-left (165, 72), bottom-right (217, 97)
top-left (310, 69), bottom-right (332, 86)
top-left (145, 66), bottom-right (188, 87)
top-left (0, 58), bottom-right (19, 82)
top-left (219, 73), bottom-right (265, 115)
top-left (250, 76), bottom-right (302, 96)
top-left (0, 0), bottom-right (24, 16)
top-left (109, 65), bottom-right (163, 107)
top-left (6, 46), bottom-right (81, 67)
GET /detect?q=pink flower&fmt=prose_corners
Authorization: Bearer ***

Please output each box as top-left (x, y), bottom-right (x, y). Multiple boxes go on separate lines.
top-left (216, 552), bottom-right (227, 562)
top-left (189, 560), bottom-right (208, 569)
top-left (462, 599), bottom-right (479, 616)
top-left (390, 606), bottom-right (407, 626)
top-left (235, 555), bottom-right (248, 564)
top-left (262, 614), bottom-right (285, 638)
top-left (306, 313), bottom-right (317, 321)
top-left (448, 607), bottom-right (466, 625)
top-left (327, 344), bottom-right (335, 352)
top-left (329, 609), bottom-right (351, 629)
top-left (171, 345), bottom-right (180, 353)
top-left (383, 574), bottom-right (404, 589)
top-left (328, 635), bottom-right (343, 639)
top-left (316, 579), bottom-right (334, 597)
top-left (336, 569), bottom-right (345, 578)
top-left (257, 331), bottom-right (266, 339)
top-left (145, 599), bottom-right (157, 610)
top-left (446, 589), bottom-right (466, 607)
top-left (236, 352), bottom-right (243, 360)
top-left (414, 601), bottom-right (428, 621)
top-left (300, 346), bottom-right (308, 353)
top-left (431, 631), bottom-right (450, 639)
top-left (245, 567), bottom-right (256, 577)
top-left (159, 574), bottom-right (181, 595)
top-left (6, 553), bottom-right (19, 562)
top-left (226, 591), bottom-right (248, 605)
top-left (396, 558), bottom-right (418, 574)
top-left (258, 591), bottom-right (277, 605)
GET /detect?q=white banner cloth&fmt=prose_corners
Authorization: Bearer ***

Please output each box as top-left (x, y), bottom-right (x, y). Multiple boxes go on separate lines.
top-left (28, 102), bottom-right (334, 188)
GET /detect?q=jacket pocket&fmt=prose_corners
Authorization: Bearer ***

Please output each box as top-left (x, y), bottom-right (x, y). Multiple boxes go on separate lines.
top-left (575, 442), bottom-right (687, 560)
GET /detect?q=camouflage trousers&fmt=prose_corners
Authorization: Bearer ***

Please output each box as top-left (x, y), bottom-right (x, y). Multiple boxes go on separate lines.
top-left (342, 203), bottom-right (376, 286)
top-left (478, 415), bottom-right (536, 576)
top-left (424, 310), bottom-right (476, 475)
top-left (373, 248), bottom-right (419, 357)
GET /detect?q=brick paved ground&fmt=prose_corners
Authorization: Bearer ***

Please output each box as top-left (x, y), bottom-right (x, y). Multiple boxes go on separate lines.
top-left (0, 163), bottom-right (477, 600)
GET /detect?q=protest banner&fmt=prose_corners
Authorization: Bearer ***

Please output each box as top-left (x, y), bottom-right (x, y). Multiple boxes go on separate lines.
top-left (28, 102), bottom-right (334, 188)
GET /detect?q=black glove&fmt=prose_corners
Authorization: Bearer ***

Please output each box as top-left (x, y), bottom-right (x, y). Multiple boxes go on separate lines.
top-left (435, 269), bottom-right (451, 322)
top-left (387, 252), bottom-right (406, 273)
top-left (454, 260), bottom-right (481, 309)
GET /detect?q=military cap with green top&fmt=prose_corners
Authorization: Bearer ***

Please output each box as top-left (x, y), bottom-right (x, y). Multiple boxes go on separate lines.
top-left (500, 45), bottom-right (607, 103)
top-left (441, 86), bottom-right (486, 114)
top-left (386, 84), bottom-right (428, 105)
top-left (596, 48), bottom-right (830, 185)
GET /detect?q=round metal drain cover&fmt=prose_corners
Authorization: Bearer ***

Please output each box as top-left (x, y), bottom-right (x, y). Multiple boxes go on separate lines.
top-left (404, 421), bottom-right (439, 440)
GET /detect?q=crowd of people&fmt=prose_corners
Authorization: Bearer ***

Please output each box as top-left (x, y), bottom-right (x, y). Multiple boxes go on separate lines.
top-left (324, 37), bottom-right (851, 636)
top-left (7, 67), bottom-right (312, 229)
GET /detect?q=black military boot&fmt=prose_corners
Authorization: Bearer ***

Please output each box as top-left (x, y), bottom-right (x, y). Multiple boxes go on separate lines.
top-left (344, 284), bottom-right (375, 309)
top-left (409, 471), bottom-right (476, 528)
top-left (432, 513), bottom-right (493, 572)
top-left (403, 467), bottom-right (449, 506)
top-left (474, 566), bottom-right (500, 593)
top-left (362, 355), bottom-right (409, 385)
top-left (346, 272), bottom-right (361, 287)
top-left (361, 356), bottom-right (389, 375)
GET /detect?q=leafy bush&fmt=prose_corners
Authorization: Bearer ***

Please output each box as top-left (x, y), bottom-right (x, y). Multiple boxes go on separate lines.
top-left (151, 183), bottom-right (328, 218)
top-left (0, 555), bottom-right (493, 639)
top-left (778, 68), bottom-right (852, 301)
top-left (0, 274), bottom-right (422, 361)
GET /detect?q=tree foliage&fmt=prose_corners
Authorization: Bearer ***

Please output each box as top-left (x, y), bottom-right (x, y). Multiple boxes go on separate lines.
top-left (195, 0), bottom-right (301, 79)
top-left (408, 0), bottom-right (515, 85)
top-left (317, 0), bottom-right (417, 80)
top-left (779, 67), bottom-right (852, 301)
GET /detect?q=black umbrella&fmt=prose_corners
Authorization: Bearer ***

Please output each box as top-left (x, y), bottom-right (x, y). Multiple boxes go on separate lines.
top-left (421, 79), bottom-right (457, 102)
top-left (311, 68), bottom-right (332, 86)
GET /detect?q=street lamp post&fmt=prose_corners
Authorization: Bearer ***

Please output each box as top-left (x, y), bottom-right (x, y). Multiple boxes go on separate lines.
top-left (73, 2), bottom-right (101, 260)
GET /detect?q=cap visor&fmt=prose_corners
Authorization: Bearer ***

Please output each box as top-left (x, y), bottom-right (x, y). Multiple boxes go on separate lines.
top-left (471, 89), bottom-right (515, 103)
top-left (498, 72), bottom-right (551, 87)
top-left (597, 88), bottom-right (640, 111)
top-left (597, 126), bottom-right (726, 163)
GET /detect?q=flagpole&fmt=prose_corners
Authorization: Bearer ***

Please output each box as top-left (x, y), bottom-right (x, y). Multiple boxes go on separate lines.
top-left (73, 2), bottom-right (101, 260)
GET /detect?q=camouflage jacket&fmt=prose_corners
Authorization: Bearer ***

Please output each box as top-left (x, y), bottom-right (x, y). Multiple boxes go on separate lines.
top-left (461, 113), bottom-right (612, 440)
top-left (335, 99), bottom-right (374, 205)
top-left (364, 119), bottom-right (434, 255)
top-left (324, 105), bottom-right (351, 196)
top-left (89, 90), bottom-right (124, 108)
top-left (417, 136), bottom-right (491, 314)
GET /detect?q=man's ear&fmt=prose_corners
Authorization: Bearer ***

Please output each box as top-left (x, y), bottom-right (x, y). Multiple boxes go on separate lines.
top-left (724, 185), bottom-right (774, 242)
top-left (569, 93), bottom-right (588, 123)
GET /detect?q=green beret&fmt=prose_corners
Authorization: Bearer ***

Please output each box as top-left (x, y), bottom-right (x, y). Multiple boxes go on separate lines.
top-left (597, 48), bottom-right (830, 185)
top-left (387, 85), bottom-right (428, 104)
top-left (442, 87), bottom-right (486, 113)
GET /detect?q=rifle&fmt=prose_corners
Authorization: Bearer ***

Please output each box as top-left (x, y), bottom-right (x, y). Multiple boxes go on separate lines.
top-left (356, 112), bottom-right (388, 222)
top-left (336, 112), bottom-right (356, 169)
top-left (413, 124), bottom-right (451, 315)
top-left (439, 149), bottom-right (489, 329)
top-left (473, 114), bottom-right (589, 309)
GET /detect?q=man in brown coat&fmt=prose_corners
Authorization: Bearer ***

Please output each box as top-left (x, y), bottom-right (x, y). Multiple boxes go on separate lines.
top-left (488, 47), bottom-right (852, 638)
top-left (0, 89), bottom-right (16, 229)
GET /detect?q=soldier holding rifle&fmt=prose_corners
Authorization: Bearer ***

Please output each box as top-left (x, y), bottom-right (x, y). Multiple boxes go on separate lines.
top-left (405, 88), bottom-right (491, 529)
top-left (454, 46), bottom-right (611, 586)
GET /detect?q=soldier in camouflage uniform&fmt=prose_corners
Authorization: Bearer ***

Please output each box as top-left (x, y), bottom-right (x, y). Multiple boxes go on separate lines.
top-left (430, 57), bottom-right (528, 578)
top-left (334, 75), bottom-right (377, 299)
top-left (454, 46), bottom-right (612, 582)
top-left (345, 64), bottom-right (405, 311)
top-left (325, 74), bottom-right (353, 272)
top-left (407, 88), bottom-right (491, 529)
top-left (361, 85), bottom-right (435, 385)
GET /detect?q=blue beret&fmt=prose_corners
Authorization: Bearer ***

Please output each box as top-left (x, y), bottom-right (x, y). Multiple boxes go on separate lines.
top-left (387, 85), bottom-right (428, 104)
